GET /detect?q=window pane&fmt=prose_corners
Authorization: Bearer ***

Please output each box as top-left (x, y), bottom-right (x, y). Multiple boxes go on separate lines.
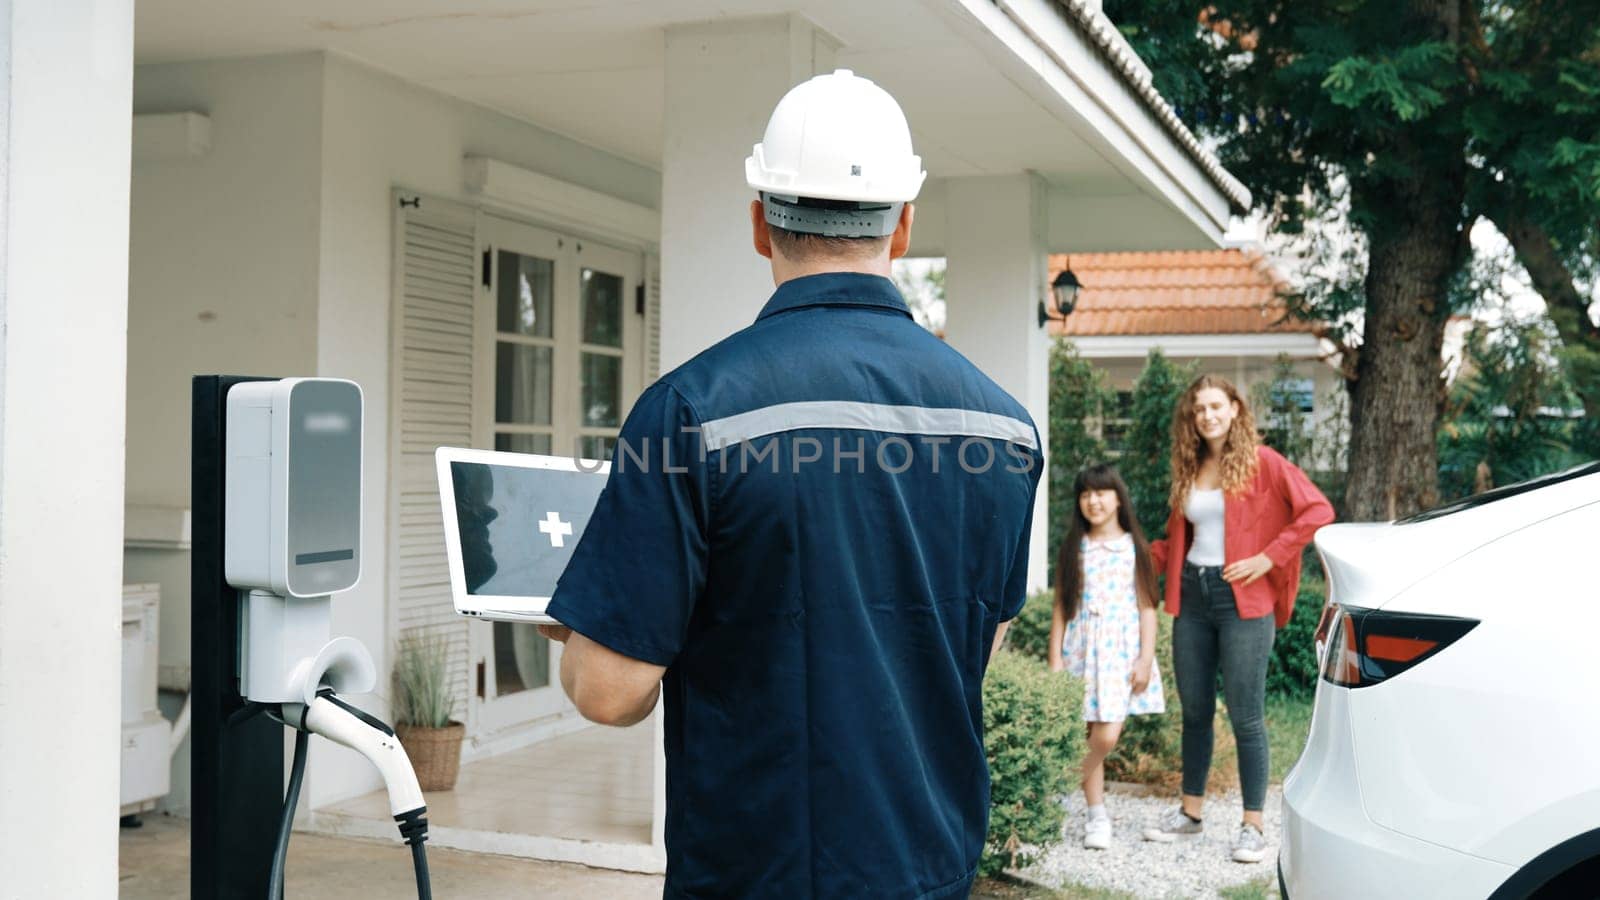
top-left (581, 268), bottom-right (624, 348)
top-left (497, 251), bottom-right (554, 338)
top-left (577, 435), bottom-right (616, 462)
top-left (496, 343), bottom-right (553, 425)
top-left (492, 621), bottom-right (549, 695)
top-left (495, 432), bottom-right (553, 455)
top-left (581, 352), bottom-right (622, 427)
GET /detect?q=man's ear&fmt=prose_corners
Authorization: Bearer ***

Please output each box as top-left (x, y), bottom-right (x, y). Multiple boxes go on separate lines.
top-left (889, 203), bottom-right (915, 260)
top-left (750, 199), bottom-right (774, 260)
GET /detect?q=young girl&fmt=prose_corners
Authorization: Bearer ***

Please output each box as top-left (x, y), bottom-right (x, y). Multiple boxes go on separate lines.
top-left (1049, 463), bottom-right (1164, 850)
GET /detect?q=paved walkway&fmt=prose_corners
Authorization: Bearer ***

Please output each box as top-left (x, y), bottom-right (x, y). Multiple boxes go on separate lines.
top-left (119, 813), bottom-right (665, 899)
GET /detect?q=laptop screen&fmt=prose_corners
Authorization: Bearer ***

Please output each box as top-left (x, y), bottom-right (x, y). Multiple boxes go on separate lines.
top-left (449, 460), bottom-right (608, 600)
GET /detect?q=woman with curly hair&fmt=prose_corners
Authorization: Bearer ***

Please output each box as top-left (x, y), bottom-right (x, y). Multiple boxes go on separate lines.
top-left (1140, 374), bottom-right (1334, 863)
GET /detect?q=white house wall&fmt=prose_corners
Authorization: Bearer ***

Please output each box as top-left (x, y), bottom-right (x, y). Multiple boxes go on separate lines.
top-left (310, 53), bottom-right (660, 808)
top-left (125, 50), bottom-right (663, 811)
top-left (128, 54), bottom-right (327, 741)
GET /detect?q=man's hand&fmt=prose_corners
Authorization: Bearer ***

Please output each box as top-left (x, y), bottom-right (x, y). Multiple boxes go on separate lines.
top-left (1129, 655), bottom-right (1153, 694)
top-left (1222, 553), bottom-right (1274, 586)
top-left (537, 624), bottom-right (572, 643)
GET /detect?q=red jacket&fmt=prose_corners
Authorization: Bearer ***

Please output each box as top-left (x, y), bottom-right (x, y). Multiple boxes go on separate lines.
top-left (1150, 445), bottom-right (1334, 628)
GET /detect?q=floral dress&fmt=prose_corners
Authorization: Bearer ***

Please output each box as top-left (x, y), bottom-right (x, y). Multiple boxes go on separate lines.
top-left (1062, 533), bottom-right (1165, 723)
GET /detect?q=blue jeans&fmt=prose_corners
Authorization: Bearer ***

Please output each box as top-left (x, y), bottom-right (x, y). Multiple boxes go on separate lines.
top-left (1172, 562), bottom-right (1275, 812)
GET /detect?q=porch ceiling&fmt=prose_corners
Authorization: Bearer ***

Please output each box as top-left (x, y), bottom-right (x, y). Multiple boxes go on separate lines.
top-left (135, 0), bottom-right (1235, 244)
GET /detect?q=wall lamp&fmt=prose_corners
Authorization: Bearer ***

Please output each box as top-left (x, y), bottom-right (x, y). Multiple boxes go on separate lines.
top-left (1037, 267), bottom-right (1081, 328)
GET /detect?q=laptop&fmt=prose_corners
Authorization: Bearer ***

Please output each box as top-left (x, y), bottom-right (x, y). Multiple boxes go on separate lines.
top-left (435, 447), bottom-right (610, 625)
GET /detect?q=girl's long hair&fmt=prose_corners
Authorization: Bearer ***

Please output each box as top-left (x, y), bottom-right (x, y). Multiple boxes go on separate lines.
top-left (1055, 463), bottom-right (1160, 623)
top-left (1169, 373), bottom-right (1260, 513)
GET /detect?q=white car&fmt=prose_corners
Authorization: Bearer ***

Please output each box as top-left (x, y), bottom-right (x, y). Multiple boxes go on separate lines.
top-left (1280, 461), bottom-right (1600, 900)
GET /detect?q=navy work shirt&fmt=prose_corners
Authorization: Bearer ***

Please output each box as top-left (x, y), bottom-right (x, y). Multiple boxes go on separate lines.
top-left (548, 272), bottom-right (1041, 899)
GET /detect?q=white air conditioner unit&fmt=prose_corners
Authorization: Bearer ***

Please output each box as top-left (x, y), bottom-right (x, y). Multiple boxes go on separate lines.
top-left (122, 584), bottom-right (171, 817)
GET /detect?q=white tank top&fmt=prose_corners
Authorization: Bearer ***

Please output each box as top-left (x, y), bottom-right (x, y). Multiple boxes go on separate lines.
top-left (1184, 488), bottom-right (1225, 566)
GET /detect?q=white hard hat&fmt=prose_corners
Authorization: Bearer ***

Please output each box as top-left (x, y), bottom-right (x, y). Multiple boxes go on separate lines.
top-left (746, 69), bottom-right (926, 237)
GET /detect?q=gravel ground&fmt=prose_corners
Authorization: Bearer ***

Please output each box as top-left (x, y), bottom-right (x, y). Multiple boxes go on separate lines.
top-left (1016, 787), bottom-right (1283, 899)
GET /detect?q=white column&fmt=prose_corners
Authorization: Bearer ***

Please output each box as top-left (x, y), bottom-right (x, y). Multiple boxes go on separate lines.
top-left (658, 15), bottom-right (837, 371)
top-left (0, 1), bottom-right (133, 896)
top-left (943, 174), bottom-right (1052, 591)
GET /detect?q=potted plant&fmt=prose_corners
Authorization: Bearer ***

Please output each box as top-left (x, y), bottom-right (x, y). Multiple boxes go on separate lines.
top-left (392, 632), bottom-right (465, 792)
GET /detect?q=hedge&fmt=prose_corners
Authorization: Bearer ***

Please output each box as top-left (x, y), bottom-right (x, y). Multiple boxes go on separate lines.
top-left (1268, 573), bottom-right (1328, 700)
top-left (981, 649), bottom-right (1084, 876)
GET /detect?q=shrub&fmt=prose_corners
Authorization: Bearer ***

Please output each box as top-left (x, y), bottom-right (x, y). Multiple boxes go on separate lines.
top-left (982, 649), bottom-right (1084, 876)
top-left (1005, 590), bottom-right (1055, 663)
top-left (1267, 576), bottom-right (1328, 700)
top-left (1048, 340), bottom-right (1111, 584)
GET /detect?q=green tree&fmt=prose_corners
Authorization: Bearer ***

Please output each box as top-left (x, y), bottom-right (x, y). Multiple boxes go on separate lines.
top-left (1104, 0), bottom-right (1600, 519)
top-left (1047, 340), bottom-right (1111, 584)
top-left (1122, 349), bottom-right (1194, 538)
top-left (1438, 319), bottom-right (1582, 501)
top-left (1251, 356), bottom-right (1312, 465)
top-left (1460, 5), bottom-right (1600, 446)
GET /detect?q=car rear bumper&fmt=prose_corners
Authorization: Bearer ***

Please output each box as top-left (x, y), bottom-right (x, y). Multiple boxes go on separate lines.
top-left (1280, 687), bottom-right (1513, 900)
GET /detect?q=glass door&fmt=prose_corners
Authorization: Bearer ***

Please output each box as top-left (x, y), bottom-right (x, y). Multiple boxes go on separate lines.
top-left (470, 214), bottom-right (644, 737)
top-left (573, 240), bottom-right (644, 461)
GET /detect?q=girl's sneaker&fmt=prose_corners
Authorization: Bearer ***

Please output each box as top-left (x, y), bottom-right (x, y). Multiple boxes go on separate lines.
top-left (1231, 823), bottom-right (1267, 863)
top-left (1141, 807), bottom-right (1203, 842)
top-left (1083, 813), bottom-right (1112, 850)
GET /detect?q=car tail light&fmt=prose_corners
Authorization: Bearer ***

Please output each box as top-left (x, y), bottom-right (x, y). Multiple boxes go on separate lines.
top-left (1321, 606), bottom-right (1479, 688)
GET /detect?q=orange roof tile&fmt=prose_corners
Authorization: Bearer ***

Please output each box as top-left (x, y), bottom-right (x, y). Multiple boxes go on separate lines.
top-left (1046, 249), bottom-right (1319, 337)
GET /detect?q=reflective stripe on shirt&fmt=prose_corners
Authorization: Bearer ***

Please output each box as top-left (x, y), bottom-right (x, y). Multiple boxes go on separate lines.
top-left (699, 400), bottom-right (1037, 452)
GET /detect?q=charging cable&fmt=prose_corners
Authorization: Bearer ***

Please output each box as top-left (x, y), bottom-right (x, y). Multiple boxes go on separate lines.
top-left (268, 728), bottom-right (310, 899)
top-left (276, 690), bottom-right (433, 899)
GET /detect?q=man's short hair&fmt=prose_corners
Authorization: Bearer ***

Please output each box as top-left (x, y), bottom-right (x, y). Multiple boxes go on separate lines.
top-left (768, 226), bottom-right (890, 263)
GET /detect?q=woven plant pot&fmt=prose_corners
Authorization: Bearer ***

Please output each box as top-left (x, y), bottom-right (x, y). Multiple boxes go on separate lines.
top-left (395, 721), bottom-right (465, 793)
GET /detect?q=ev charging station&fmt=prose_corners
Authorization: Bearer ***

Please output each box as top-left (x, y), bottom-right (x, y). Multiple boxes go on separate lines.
top-left (192, 376), bottom-right (431, 898)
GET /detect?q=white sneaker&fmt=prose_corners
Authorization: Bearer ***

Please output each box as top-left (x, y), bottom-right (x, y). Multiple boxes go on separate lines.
top-left (1231, 822), bottom-right (1268, 863)
top-left (1142, 806), bottom-right (1203, 842)
top-left (1083, 814), bottom-right (1112, 850)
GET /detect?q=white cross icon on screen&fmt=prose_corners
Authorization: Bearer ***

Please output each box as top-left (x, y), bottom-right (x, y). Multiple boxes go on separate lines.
top-left (538, 511), bottom-right (573, 548)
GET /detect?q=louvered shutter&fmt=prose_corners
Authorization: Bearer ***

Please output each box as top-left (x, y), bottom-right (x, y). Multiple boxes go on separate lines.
top-left (389, 191), bottom-right (476, 721)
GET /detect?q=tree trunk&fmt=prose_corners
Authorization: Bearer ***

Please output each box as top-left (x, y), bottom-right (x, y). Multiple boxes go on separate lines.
top-left (1343, 178), bottom-right (1463, 522)
top-left (1341, 0), bottom-right (1470, 522)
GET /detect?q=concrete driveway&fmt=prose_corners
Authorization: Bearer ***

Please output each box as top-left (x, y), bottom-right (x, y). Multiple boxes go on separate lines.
top-left (119, 814), bottom-right (665, 898)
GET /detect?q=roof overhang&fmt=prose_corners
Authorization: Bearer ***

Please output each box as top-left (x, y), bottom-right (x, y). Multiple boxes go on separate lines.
top-left (134, 0), bottom-right (1247, 251)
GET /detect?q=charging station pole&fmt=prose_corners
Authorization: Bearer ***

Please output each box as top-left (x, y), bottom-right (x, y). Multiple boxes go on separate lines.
top-left (192, 375), bottom-right (283, 898)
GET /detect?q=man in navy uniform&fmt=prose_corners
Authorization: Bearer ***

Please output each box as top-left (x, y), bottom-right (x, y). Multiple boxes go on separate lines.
top-left (542, 69), bottom-right (1042, 899)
